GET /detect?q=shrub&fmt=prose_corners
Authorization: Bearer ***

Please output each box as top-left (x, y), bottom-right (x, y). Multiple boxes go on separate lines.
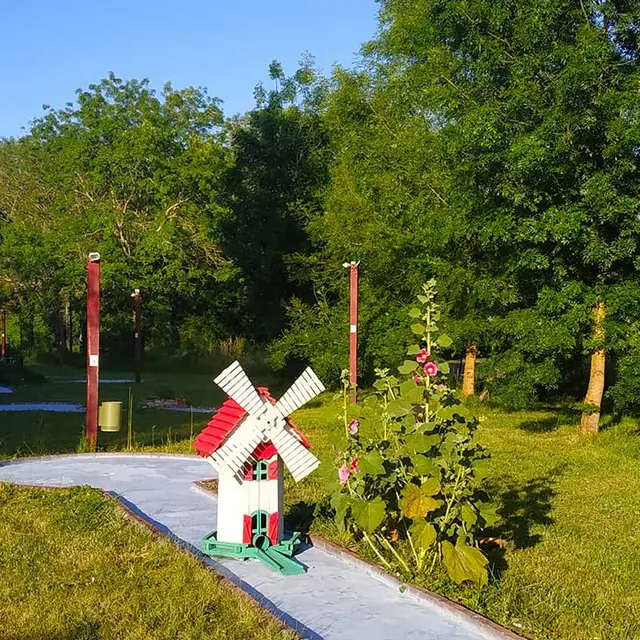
top-left (328, 280), bottom-right (498, 584)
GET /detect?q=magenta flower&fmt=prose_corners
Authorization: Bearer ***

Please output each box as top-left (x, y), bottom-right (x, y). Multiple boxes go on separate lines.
top-left (338, 465), bottom-right (351, 485)
top-left (416, 349), bottom-right (431, 364)
top-left (413, 375), bottom-right (424, 384)
top-left (423, 362), bottom-right (439, 377)
top-left (350, 456), bottom-right (359, 472)
top-left (348, 419), bottom-right (359, 435)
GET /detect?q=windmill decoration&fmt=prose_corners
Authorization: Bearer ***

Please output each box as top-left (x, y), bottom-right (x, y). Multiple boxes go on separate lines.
top-left (193, 360), bottom-right (324, 575)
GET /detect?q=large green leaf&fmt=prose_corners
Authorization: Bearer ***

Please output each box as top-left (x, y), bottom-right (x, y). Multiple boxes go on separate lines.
top-left (421, 476), bottom-right (441, 496)
top-left (408, 308), bottom-right (422, 318)
top-left (413, 454), bottom-right (438, 476)
top-left (441, 538), bottom-right (489, 585)
top-left (410, 520), bottom-right (437, 551)
top-left (388, 398), bottom-right (411, 417)
top-left (438, 361), bottom-right (450, 375)
top-left (359, 449), bottom-right (385, 475)
top-left (331, 493), bottom-right (351, 532)
top-left (399, 483), bottom-right (440, 518)
top-left (405, 432), bottom-right (440, 453)
top-left (437, 334), bottom-right (453, 348)
top-left (352, 497), bottom-right (386, 533)
top-left (461, 503), bottom-right (477, 528)
top-left (411, 323), bottom-right (426, 335)
top-left (406, 344), bottom-right (422, 355)
top-left (398, 360), bottom-right (418, 374)
top-left (477, 502), bottom-right (500, 527)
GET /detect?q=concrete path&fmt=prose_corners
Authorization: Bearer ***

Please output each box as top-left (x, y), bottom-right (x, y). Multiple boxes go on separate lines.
top-left (0, 454), bottom-right (505, 640)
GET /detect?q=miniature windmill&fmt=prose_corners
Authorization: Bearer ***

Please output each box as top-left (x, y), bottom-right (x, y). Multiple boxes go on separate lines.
top-left (193, 360), bottom-right (324, 575)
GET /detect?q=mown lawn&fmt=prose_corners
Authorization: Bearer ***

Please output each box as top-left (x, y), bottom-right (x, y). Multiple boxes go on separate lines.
top-left (290, 399), bottom-right (640, 640)
top-left (0, 483), bottom-right (296, 640)
top-left (4, 366), bottom-right (640, 639)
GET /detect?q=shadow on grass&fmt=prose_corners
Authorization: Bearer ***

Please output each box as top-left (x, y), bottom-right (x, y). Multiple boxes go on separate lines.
top-left (484, 464), bottom-right (566, 579)
top-left (286, 499), bottom-right (332, 534)
top-left (3, 618), bottom-right (101, 640)
top-left (518, 406), bottom-right (580, 433)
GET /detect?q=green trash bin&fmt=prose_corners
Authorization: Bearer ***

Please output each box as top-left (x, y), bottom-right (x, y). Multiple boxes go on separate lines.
top-left (99, 401), bottom-right (122, 432)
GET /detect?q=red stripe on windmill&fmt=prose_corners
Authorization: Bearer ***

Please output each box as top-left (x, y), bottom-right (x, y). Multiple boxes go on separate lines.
top-left (193, 360), bottom-right (324, 575)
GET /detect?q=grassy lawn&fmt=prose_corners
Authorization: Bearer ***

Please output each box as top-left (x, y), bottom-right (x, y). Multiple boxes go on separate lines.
top-left (0, 483), bottom-right (296, 640)
top-left (289, 400), bottom-right (640, 640)
top-left (4, 365), bottom-right (640, 639)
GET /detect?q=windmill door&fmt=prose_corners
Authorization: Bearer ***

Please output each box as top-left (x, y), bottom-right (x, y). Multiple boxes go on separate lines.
top-left (251, 510), bottom-right (270, 549)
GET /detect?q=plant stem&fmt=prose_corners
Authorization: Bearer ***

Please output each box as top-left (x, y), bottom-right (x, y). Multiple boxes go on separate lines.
top-left (377, 533), bottom-right (411, 574)
top-left (362, 531), bottom-right (392, 569)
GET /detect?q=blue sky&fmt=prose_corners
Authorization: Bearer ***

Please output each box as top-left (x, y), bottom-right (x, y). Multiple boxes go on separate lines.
top-left (1, 0), bottom-right (379, 138)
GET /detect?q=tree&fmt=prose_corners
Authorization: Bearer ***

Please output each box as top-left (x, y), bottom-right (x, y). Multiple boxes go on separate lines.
top-left (219, 59), bottom-right (331, 342)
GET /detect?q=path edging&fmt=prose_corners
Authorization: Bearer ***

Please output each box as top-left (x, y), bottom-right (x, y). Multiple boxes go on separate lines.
top-left (193, 479), bottom-right (526, 640)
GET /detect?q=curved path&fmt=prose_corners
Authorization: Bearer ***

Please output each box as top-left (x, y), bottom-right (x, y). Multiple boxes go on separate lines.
top-left (0, 454), bottom-right (513, 640)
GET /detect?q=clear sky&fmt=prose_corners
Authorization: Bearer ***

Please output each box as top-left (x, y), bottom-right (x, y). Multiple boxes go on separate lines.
top-left (1, 0), bottom-right (379, 138)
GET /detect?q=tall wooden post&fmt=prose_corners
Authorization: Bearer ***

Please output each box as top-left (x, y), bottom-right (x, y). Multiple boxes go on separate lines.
top-left (86, 253), bottom-right (101, 446)
top-left (1, 310), bottom-right (6, 358)
top-left (346, 261), bottom-right (359, 403)
top-left (132, 289), bottom-right (142, 383)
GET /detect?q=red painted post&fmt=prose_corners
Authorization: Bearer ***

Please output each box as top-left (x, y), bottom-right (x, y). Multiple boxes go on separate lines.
top-left (132, 289), bottom-right (142, 383)
top-left (349, 261), bottom-right (359, 403)
top-left (1, 310), bottom-right (6, 358)
top-left (86, 253), bottom-right (101, 446)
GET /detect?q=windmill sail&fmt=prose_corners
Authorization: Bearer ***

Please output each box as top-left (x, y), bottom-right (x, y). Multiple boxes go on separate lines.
top-left (214, 361), bottom-right (265, 416)
top-left (268, 422), bottom-right (320, 482)
top-left (275, 367), bottom-right (325, 417)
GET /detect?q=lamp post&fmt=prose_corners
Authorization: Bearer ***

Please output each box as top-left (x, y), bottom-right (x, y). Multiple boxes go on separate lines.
top-left (86, 252), bottom-right (101, 446)
top-left (343, 261), bottom-right (359, 403)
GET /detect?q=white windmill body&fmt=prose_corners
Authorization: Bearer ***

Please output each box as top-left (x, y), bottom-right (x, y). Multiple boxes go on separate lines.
top-left (193, 361), bottom-right (324, 574)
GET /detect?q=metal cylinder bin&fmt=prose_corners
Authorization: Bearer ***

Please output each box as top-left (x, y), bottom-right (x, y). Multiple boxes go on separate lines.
top-left (99, 401), bottom-right (122, 432)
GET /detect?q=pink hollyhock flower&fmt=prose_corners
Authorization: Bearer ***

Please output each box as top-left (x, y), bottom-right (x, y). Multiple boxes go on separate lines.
top-left (338, 465), bottom-right (351, 484)
top-left (348, 419), bottom-right (359, 435)
top-left (416, 349), bottom-right (431, 364)
top-left (436, 383), bottom-right (446, 391)
top-left (350, 456), bottom-right (359, 472)
top-left (413, 375), bottom-right (424, 384)
top-left (423, 362), bottom-right (439, 377)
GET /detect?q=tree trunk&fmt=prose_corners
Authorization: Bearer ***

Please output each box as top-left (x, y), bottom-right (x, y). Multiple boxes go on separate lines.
top-left (462, 344), bottom-right (477, 397)
top-left (580, 302), bottom-right (606, 435)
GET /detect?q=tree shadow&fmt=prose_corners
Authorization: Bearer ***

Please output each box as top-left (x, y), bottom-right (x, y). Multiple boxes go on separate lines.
top-left (285, 500), bottom-right (331, 534)
top-left (3, 619), bottom-right (101, 640)
top-left (483, 464), bottom-right (566, 578)
top-left (518, 406), bottom-right (580, 433)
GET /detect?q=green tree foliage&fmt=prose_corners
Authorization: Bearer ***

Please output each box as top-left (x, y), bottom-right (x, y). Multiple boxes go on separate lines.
top-left (219, 59), bottom-right (331, 342)
top-left (0, 74), bottom-right (236, 355)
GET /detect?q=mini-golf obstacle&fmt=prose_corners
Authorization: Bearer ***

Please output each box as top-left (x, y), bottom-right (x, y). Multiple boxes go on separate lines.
top-left (194, 360), bottom-right (324, 575)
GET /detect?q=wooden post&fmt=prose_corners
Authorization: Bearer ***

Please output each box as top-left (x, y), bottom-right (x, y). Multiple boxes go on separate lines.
top-left (86, 253), bottom-right (101, 446)
top-left (347, 261), bottom-right (359, 403)
top-left (132, 289), bottom-right (142, 383)
top-left (1, 310), bottom-right (6, 358)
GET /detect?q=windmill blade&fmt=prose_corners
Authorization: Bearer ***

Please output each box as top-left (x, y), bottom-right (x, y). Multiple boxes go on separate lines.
top-left (210, 419), bottom-right (266, 483)
top-left (214, 360), bottom-right (264, 416)
top-left (268, 423), bottom-right (320, 482)
top-left (275, 367), bottom-right (325, 417)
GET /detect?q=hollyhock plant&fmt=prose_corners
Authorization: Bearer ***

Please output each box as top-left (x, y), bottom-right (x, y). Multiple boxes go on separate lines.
top-left (416, 349), bottom-right (430, 364)
top-left (349, 419), bottom-right (359, 435)
top-left (423, 362), bottom-right (438, 377)
top-left (350, 456), bottom-right (359, 472)
top-left (413, 375), bottom-right (423, 384)
top-left (338, 465), bottom-right (351, 485)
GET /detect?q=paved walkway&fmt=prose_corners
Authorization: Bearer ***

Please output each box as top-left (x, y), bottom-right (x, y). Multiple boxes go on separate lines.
top-left (0, 454), bottom-right (503, 640)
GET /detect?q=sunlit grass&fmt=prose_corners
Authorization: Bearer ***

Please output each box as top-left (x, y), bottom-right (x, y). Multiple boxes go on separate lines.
top-left (0, 484), bottom-right (296, 640)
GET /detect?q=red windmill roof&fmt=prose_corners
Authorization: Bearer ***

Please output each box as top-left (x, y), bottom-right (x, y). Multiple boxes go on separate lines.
top-left (193, 386), bottom-right (312, 458)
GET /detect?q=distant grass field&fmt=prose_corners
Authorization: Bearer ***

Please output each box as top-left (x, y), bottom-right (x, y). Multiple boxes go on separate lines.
top-left (0, 483), bottom-right (296, 640)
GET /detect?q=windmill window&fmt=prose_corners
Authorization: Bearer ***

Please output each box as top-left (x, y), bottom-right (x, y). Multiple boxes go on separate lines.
top-left (253, 460), bottom-right (269, 481)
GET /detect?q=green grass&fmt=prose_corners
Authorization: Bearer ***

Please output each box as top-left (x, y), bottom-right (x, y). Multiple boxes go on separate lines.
top-left (5, 366), bottom-right (640, 639)
top-left (0, 483), bottom-right (296, 640)
top-left (286, 399), bottom-right (640, 640)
